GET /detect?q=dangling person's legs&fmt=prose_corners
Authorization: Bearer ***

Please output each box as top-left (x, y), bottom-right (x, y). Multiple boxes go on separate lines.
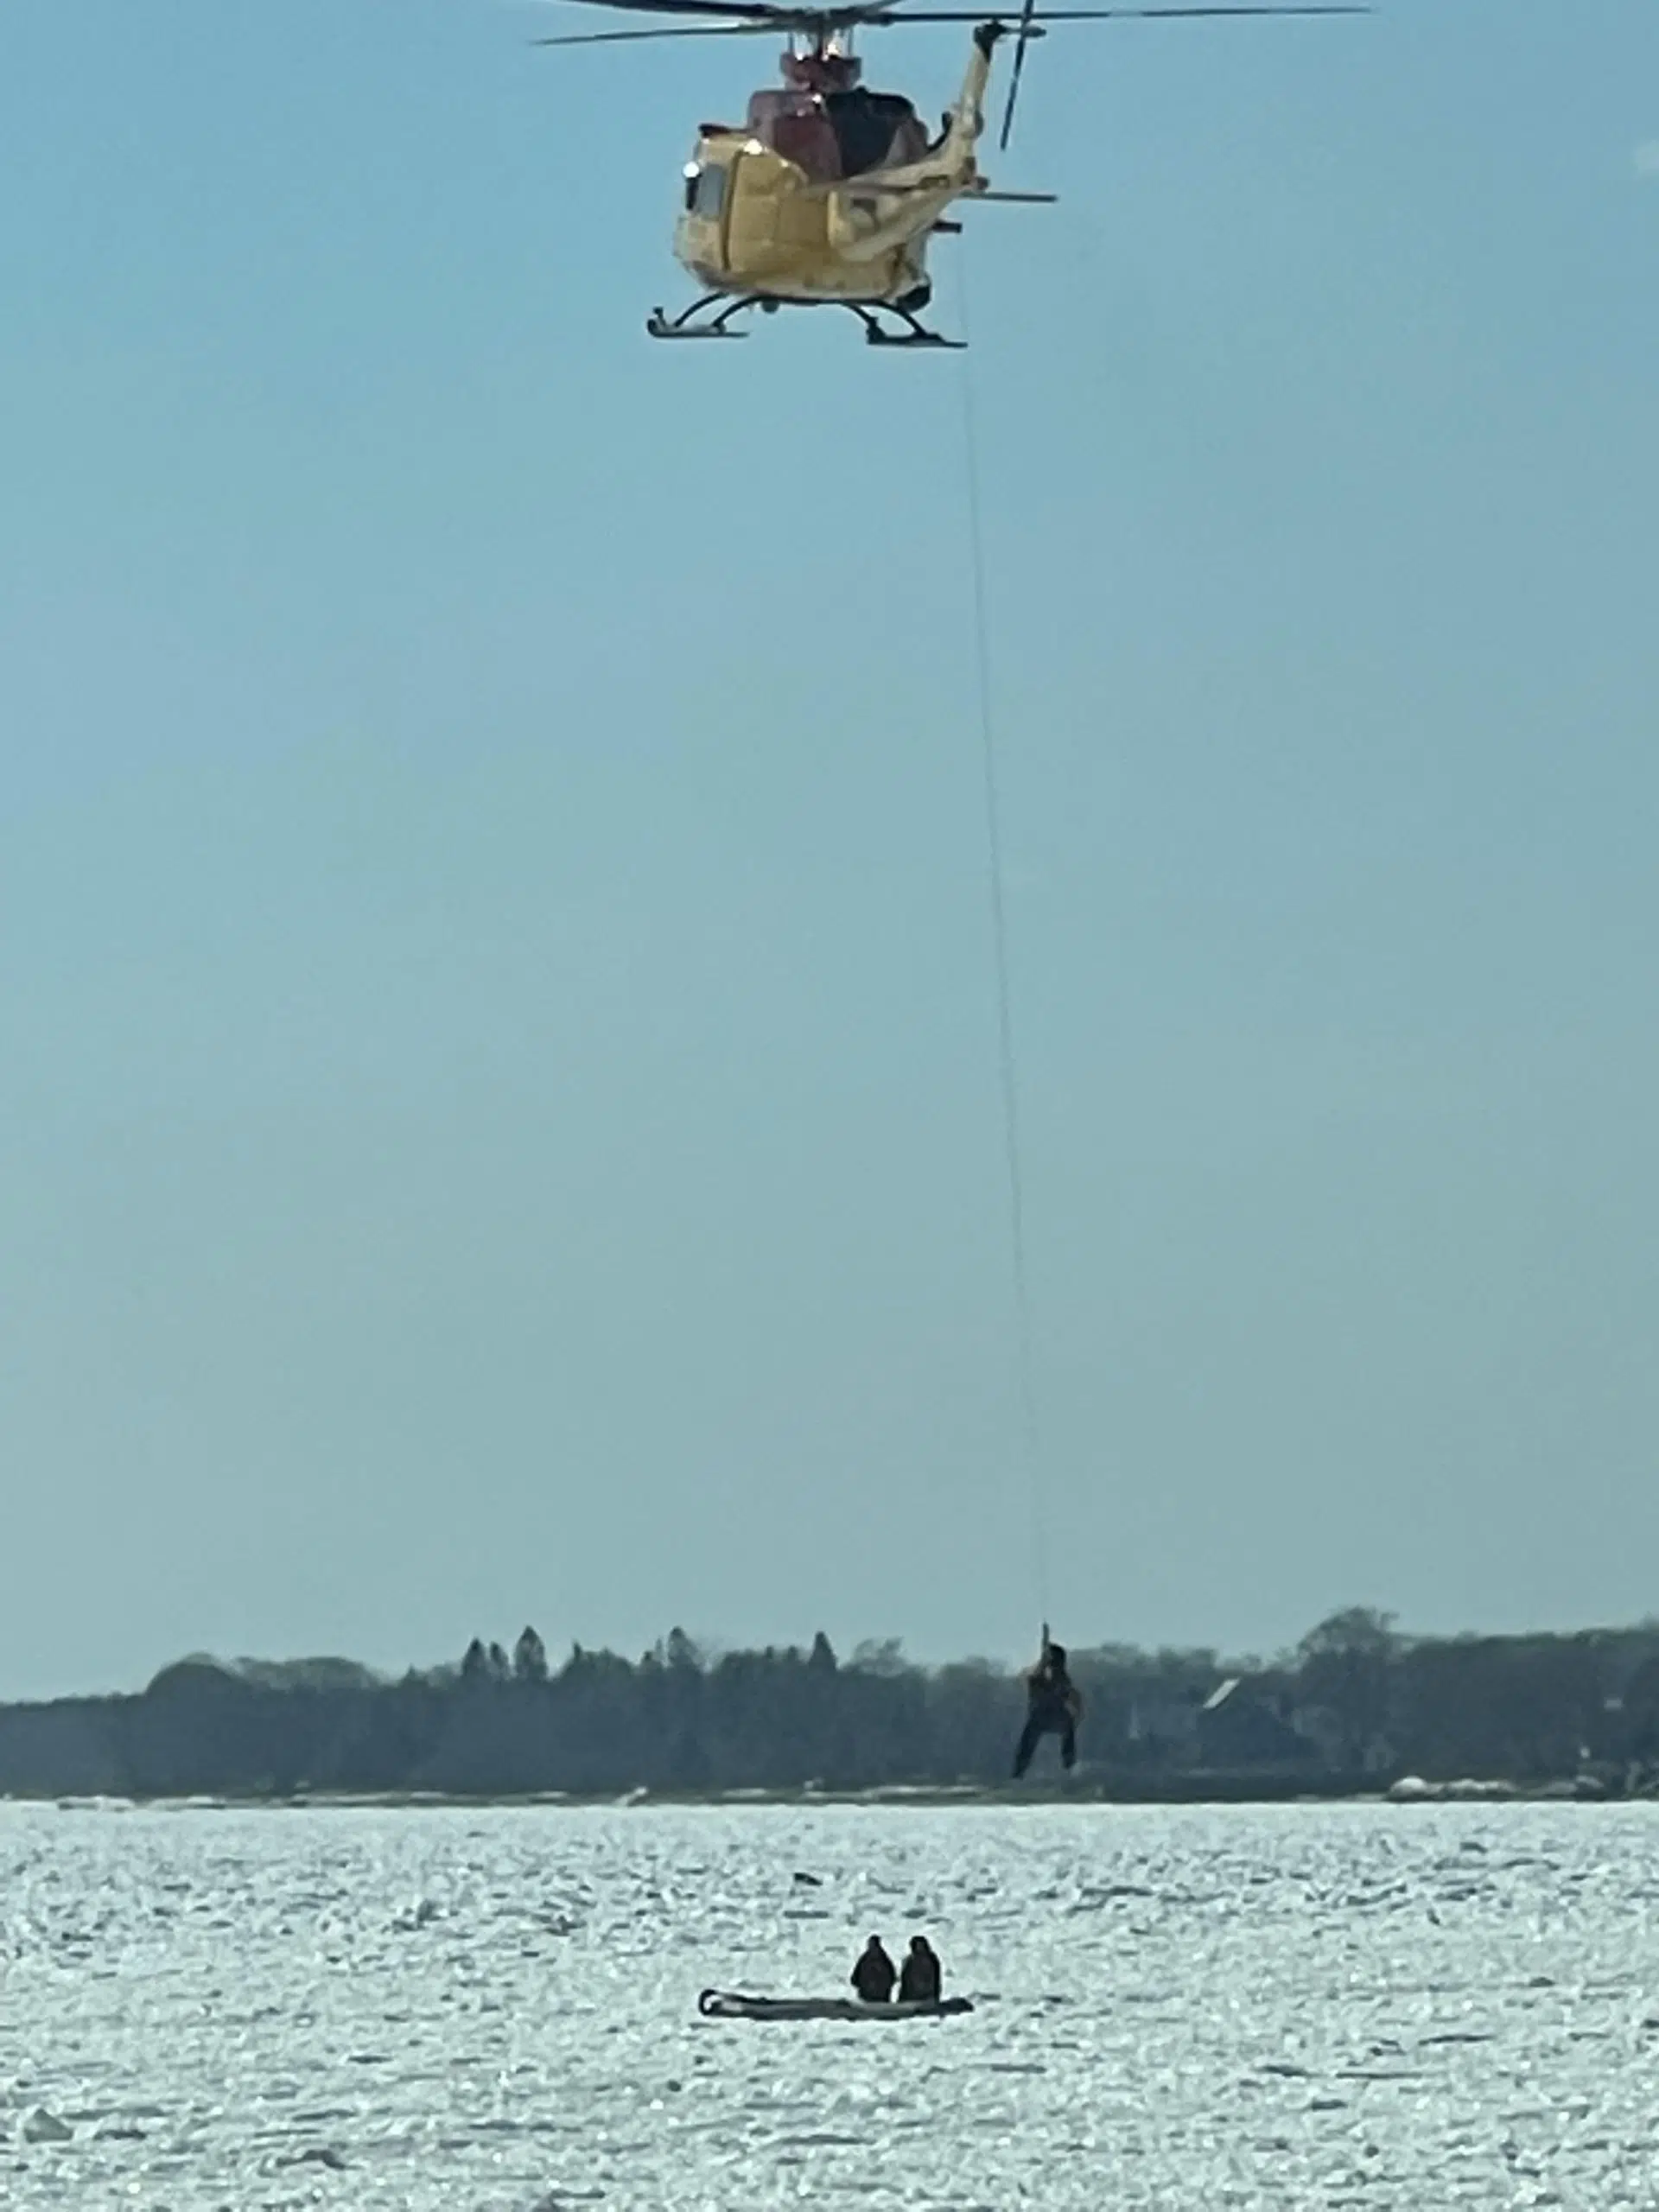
top-left (1012, 1713), bottom-right (1045, 1778)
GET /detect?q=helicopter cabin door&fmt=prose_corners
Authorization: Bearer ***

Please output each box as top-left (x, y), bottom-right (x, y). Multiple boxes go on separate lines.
top-left (678, 147), bottom-right (739, 283)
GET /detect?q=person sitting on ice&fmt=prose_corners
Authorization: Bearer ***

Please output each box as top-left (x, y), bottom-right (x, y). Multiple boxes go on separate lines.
top-left (898, 1935), bottom-right (943, 2004)
top-left (1013, 1625), bottom-right (1082, 1779)
top-left (850, 1935), bottom-right (897, 2003)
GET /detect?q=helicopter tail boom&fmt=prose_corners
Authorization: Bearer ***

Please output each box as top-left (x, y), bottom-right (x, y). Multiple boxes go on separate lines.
top-left (797, 22), bottom-right (1003, 264)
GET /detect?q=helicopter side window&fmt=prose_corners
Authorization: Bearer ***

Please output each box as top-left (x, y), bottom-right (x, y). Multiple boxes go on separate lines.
top-left (685, 163), bottom-right (727, 219)
top-left (824, 92), bottom-right (918, 179)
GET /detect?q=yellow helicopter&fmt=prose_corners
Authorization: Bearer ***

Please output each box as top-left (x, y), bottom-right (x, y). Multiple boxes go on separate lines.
top-left (537, 3), bottom-right (1364, 346)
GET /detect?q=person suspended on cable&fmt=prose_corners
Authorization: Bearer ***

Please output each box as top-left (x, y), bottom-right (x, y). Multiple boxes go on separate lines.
top-left (1013, 1624), bottom-right (1081, 1778)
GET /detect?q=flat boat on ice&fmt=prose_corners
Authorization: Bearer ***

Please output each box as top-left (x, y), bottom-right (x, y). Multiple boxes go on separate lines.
top-left (698, 1987), bottom-right (973, 2023)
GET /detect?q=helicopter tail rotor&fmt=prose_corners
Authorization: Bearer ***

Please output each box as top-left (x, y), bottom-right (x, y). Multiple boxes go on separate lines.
top-left (997, 0), bottom-right (1046, 149)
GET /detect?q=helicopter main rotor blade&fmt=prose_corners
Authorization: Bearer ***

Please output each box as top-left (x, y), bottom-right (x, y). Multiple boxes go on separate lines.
top-left (537, 21), bottom-right (782, 40)
top-left (874, 5), bottom-right (1370, 20)
top-left (532, 0), bottom-right (920, 29)
top-left (536, 0), bottom-right (801, 22)
top-left (532, 0), bottom-right (1371, 48)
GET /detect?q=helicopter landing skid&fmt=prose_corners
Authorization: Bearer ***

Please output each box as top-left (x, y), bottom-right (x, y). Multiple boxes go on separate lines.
top-left (848, 304), bottom-right (963, 350)
top-left (646, 294), bottom-right (762, 340)
top-left (645, 293), bottom-right (963, 349)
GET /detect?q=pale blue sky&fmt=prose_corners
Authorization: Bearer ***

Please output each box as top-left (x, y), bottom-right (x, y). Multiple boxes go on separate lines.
top-left (3, 0), bottom-right (1656, 1700)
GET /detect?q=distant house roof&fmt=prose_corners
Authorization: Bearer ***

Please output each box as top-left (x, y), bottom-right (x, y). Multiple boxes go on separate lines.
top-left (1202, 1677), bottom-right (1242, 1713)
top-left (1126, 1691), bottom-right (1201, 1745)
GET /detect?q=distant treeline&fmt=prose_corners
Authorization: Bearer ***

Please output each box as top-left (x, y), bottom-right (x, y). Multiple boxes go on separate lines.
top-left (5, 1610), bottom-right (1659, 1800)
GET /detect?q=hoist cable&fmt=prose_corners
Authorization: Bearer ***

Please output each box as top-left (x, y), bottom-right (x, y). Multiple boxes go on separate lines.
top-left (956, 251), bottom-right (1050, 1624)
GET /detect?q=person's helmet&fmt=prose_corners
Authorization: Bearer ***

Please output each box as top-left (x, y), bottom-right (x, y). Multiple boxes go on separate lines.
top-left (1047, 1643), bottom-right (1068, 1668)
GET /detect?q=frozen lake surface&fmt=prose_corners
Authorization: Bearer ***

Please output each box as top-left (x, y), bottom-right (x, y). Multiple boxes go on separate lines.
top-left (3, 1798), bottom-right (1657, 2208)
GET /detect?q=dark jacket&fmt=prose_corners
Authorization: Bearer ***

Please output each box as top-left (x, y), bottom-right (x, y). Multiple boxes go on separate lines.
top-left (1026, 1658), bottom-right (1080, 1722)
top-left (851, 1942), bottom-right (896, 2003)
top-left (898, 1942), bottom-right (942, 2004)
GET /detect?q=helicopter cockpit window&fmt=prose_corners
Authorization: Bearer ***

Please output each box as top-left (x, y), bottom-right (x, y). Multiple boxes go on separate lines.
top-left (684, 163), bottom-right (727, 219)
